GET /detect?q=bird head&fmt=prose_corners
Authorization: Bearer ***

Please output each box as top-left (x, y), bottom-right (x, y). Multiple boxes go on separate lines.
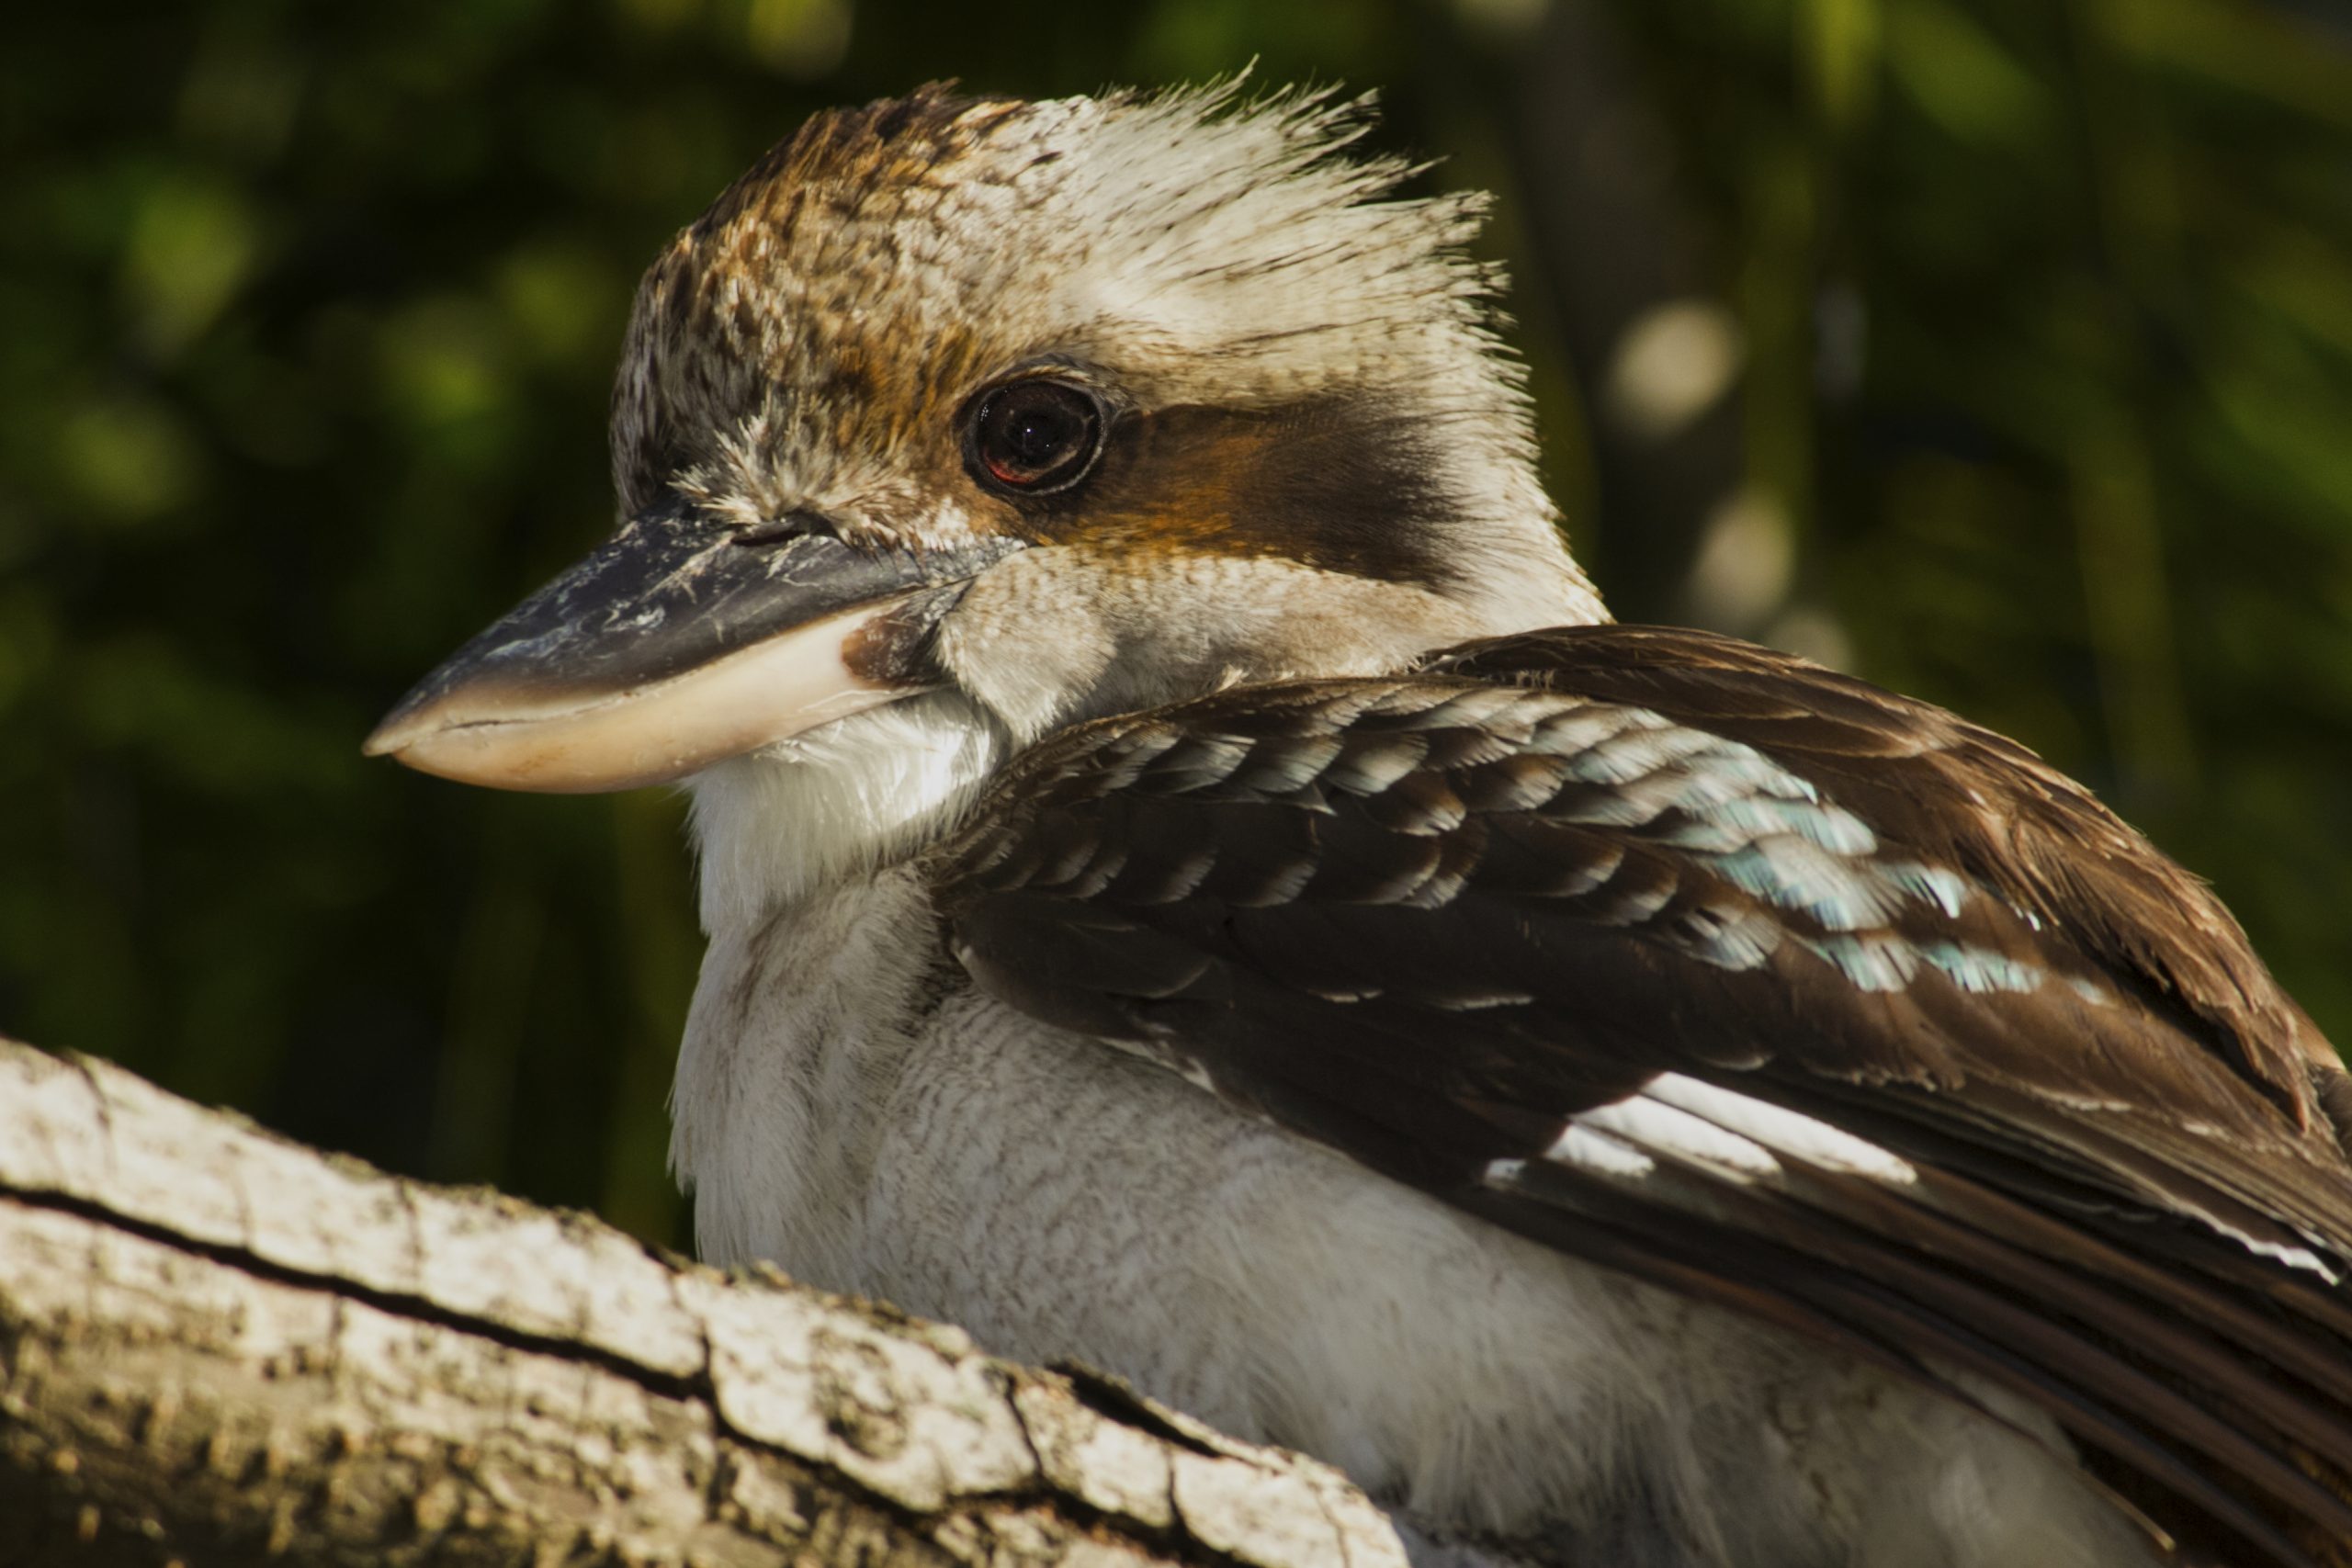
top-left (366, 84), bottom-right (1602, 924)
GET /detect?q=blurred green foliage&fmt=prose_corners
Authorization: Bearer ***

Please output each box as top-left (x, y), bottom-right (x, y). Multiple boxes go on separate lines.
top-left (2, 0), bottom-right (2346, 1252)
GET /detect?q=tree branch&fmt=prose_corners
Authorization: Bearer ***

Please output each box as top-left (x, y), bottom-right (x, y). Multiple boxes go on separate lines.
top-left (0, 1037), bottom-right (1407, 1568)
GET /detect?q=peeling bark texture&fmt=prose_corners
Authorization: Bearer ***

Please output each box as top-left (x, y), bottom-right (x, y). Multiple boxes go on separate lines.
top-left (0, 1037), bottom-right (1409, 1568)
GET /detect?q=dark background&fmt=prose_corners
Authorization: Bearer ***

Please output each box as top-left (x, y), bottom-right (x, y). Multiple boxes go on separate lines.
top-left (5, 0), bottom-right (2348, 1251)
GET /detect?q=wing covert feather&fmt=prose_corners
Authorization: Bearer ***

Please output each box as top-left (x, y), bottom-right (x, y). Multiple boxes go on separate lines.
top-left (933, 625), bottom-right (2352, 1566)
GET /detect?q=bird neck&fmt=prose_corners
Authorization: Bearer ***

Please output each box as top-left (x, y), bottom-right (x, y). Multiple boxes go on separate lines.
top-left (684, 690), bottom-right (1006, 934)
top-left (683, 529), bottom-right (1608, 932)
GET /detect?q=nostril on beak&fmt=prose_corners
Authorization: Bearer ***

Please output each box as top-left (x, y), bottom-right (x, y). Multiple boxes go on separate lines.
top-left (733, 509), bottom-right (834, 547)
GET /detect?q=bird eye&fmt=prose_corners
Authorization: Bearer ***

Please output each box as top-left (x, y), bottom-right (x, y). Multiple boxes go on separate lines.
top-left (963, 379), bottom-right (1105, 497)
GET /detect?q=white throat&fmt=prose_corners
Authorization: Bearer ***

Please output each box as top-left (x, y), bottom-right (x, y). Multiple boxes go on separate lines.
top-left (684, 690), bottom-right (1006, 933)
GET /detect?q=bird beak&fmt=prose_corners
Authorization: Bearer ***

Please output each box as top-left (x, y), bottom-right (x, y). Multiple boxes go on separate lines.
top-left (363, 500), bottom-right (1019, 793)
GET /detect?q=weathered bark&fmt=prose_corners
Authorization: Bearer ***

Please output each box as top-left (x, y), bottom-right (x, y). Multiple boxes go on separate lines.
top-left (0, 1038), bottom-right (1407, 1568)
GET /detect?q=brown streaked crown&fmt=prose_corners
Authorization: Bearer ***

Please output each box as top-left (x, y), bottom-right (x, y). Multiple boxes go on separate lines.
top-left (603, 82), bottom-right (1590, 613)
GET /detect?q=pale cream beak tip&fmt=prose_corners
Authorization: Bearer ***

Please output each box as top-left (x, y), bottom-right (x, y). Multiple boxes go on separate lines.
top-left (362, 600), bottom-right (915, 795)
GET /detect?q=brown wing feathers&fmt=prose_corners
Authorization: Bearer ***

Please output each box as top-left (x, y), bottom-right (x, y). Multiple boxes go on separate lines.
top-left (936, 625), bottom-right (2352, 1566)
top-left (1436, 627), bottom-right (2341, 1115)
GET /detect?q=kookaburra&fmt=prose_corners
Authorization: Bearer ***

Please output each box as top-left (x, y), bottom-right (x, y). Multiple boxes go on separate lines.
top-left (366, 85), bottom-right (2352, 1568)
